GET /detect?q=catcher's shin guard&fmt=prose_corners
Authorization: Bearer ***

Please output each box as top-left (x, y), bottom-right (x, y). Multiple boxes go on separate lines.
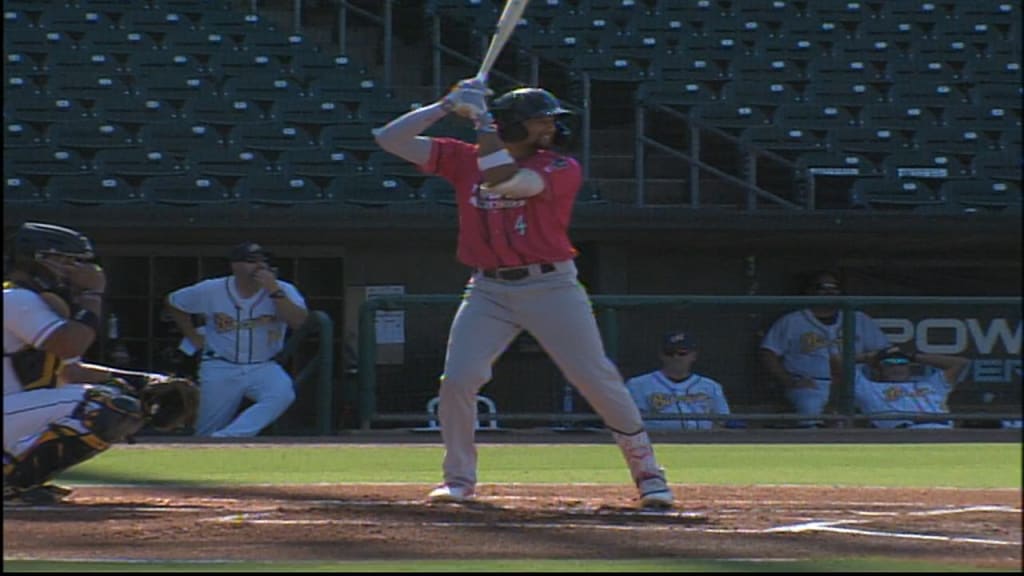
top-left (4, 388), bottom-right (144, 491)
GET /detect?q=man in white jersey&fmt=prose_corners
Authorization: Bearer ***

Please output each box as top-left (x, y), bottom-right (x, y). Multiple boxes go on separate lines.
top-left (626, 331), bottom-right (732, 431)
top-left (760, 270), bottom-right (891, 426)
top-left (854, 346), bottom-right (969, 429)
top-left (166, 242), bottom-right (308, 437)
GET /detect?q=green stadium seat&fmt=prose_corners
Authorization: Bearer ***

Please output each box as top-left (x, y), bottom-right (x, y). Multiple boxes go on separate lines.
top-left (135, 68), bottom-right (212, 103)
top-left (320, 123), bottom-right (380, 152)
top-left (183, 95), bottom-right (269, 127)
top-left (882, 150), bottom-right (968, 180)
top-left (235, 174), bottom-right (332, 207)
top-left (49, 119), bottom-right (137, 151)
top-left (189, 146), bottom-right (275, 179)
top-left (4, 121), bottom-right (49, 149)
top-left (274, 99), bottom-right (359, 127)
top-left (850, 176), bottom-right (948, 211)
top-left (141, 172), bottom-right (238, 206)
top-left (228, 122), bottom-right (318, 154)
top-left (862, 103), bottom-right (941, 131)
top-left (691, 102), bottom-right (772, 135)
top-left (137, 122), bottom-right (223, 158)
top-left (37, 7), bottom-right (118, 34)
top-left (419, 176), bottom-right (457, 207)
top-left (972, 150), bottom-right (1022, 182)
top-left (341, 175), bottom-right (426, 208)
top-left (219, 73), bottom-right (306, 105)
top-left (92, 93), bottom-right (181, 131)
top-left (636, 80), bottom-right (720, 110)
top-left (941, 179), bottom-right (1021, 212)
top-left (4, 176), bottom-right (49, 205)
top-left (126, 50), bottom-right (210, 80)
top-left (740, 125), bottom-right (829, 158)
top-left (279, 148), bottom-right (362, 184)
top-left (365, 150), bottom-right (425, 190)
top-left (79, 28), bottom-right (161, 58)
top-left (5, 93), bottom-right (92, 126)
top-left (236, 29), bottom-right (312, 59)
top-left (775, 103), bottom-right (858, 130)
top-left (46, 173), bottom-right (143, 206)
top-left (48, 69), bottom-right (134, 105)
top-left (206, 50), bottom-right (287, 80)
top-left (163, 28), bottom-right (238, 57)
top-left (288, 51), bottom-right (358, 86)
top-left (195, 8), bottom-right (265, 36)
top-left (6, 147), bottom-right (93, 178)
top-left (306, 76), bottom-right (381, 109)
top-left (93, 147), bottom-right (188, 178)
top-left (3, 27), bottom-right (76, 58)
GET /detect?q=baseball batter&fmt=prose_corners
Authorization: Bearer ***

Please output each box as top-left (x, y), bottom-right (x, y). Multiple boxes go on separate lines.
top-left (854, 346), bottom-right (969, 429)
top-left (5, 222), bottom-right (197, 505)
top-left (626, 331), bottom-right (731, 431)
top-left (760, 271), bottom-right (891, 422)
top-left (373, 79), bottom-right (673, 508)
top-left (166, 242), bottom-right (308, 437)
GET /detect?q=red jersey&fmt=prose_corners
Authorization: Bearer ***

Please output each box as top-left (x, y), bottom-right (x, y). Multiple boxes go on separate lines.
top-left (420, 137), bottom-right (582, 269)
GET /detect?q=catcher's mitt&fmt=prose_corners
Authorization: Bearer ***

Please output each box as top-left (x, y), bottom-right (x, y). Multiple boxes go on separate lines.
top-left (139, 376), bottom-right (199, 431)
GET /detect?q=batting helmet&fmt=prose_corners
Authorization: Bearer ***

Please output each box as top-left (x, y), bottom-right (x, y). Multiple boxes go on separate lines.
top-left (7, 222), bottom-right (95, 291)
top-left (490, 87), bottom-right (574, 146)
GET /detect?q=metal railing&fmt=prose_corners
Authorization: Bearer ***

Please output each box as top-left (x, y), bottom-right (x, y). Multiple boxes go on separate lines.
top-left (357, 294), bottom-right (1021, 430)
top-left (273, 310), bottom-right (335, 434)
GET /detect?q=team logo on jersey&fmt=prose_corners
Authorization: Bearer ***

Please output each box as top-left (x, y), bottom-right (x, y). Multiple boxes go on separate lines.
top-left (800, 332), bottom-right (832, 353)
top-left (212, 313), bottom-right (276, 333)
top-left (469, 183), bottom-right (526, 210)
top-left (544, 157), bottom-right (569, 173)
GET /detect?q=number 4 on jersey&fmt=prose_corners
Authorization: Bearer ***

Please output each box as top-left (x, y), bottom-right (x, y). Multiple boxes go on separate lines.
top-left (514, 215), bottom-right (527, 236)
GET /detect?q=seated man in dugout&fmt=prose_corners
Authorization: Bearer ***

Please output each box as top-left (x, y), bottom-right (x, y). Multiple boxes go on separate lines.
top-left (853, 346), bottom-right (970, 429)
top-left (625, 331), bottom-right (736, 431)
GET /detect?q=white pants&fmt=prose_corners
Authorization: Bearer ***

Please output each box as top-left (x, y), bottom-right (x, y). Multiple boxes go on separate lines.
top-left (193, 360), bottom-right (295, 437)
top-left (4, 386), bottom-right (95, 455)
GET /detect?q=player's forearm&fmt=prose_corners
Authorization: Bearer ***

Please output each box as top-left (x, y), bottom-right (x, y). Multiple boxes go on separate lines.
top-left (913, 352), bottom-right (968, 371)
top-left (166, 305), bottom-right (201, 344)
top-left (272, 297), bottom-right (309, 330)
top-left (759, 350), bottom-right (792, 388)
top-left (373, 102), bottom-right (447, 163)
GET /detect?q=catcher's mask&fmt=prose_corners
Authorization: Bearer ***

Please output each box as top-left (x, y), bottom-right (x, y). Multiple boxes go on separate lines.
top-left (7, 222), bottom-right (95, 292)
top-left (490, 87), bottom-right (575, 149)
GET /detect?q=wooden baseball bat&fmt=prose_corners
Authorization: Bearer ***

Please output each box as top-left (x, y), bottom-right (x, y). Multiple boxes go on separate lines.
top-left (474, 0), bottom-right (530, 85)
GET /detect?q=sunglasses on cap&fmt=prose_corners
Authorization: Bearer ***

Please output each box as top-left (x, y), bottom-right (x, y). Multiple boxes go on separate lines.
top-left (814, 282), bottom-right (841, 291)
top-left (880, 357), bottom-right (910, 366)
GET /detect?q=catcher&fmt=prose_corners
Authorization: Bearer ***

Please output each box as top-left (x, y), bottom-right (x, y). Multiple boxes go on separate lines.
top-left (4, 222), bottom-right (199, 505)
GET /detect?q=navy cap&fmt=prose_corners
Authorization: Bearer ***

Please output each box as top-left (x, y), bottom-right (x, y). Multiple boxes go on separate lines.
top-left (228, 241), bottom-right (271, 262)
top-left (662, 331), bottom-right (698, 354)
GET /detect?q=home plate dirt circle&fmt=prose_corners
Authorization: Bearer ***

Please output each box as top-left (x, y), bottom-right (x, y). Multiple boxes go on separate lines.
top-left (3, 484), bottom-right (1020, 569)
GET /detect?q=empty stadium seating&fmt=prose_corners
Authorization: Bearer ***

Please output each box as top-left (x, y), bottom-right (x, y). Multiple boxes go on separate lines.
top-left (3, 0), bottom-right (1021, 215)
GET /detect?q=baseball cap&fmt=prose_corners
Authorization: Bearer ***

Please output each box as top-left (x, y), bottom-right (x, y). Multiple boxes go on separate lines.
top-left (228, 241), bottom-right (271, 262)
top-left (662, 331), bottom-right (698, 355)
top-left (876, 346), bottom-right (912, 365)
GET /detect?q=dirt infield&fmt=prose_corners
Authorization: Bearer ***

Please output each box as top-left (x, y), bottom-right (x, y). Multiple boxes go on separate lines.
top-left (3, 484), bottom-right (1021, 569)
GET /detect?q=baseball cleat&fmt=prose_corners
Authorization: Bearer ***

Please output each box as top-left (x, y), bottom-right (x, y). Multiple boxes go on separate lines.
top-left (637, 476), bottom-right (674, 509)
top-left (4, 483), bottom-right (73, 505)
top-left (427, 483), bottom-right (475, 503)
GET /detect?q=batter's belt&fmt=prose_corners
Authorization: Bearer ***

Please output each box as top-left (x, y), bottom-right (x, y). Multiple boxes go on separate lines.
top-left (480, 262), bottom-right (556, 281)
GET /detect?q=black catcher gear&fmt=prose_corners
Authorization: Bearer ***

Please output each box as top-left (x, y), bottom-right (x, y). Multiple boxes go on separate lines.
top-left (7, 222), bottom-right (96, 292)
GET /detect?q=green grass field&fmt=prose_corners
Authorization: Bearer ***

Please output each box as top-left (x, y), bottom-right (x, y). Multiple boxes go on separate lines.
top-left (5, 442), bottom-right (1020, 572)
top-left (60, 443), bottom-right (1022, 488)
